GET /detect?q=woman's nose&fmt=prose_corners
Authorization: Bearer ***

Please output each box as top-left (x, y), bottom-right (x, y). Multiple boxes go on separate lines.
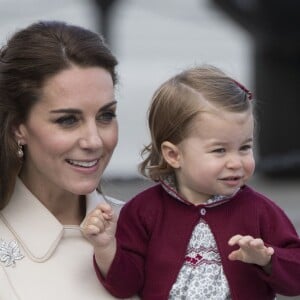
top-left (79, 124), bottom-right (103, 150)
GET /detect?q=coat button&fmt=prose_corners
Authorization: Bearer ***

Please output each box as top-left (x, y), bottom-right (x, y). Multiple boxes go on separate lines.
top-left (200, 208), bottom-right (206, 216)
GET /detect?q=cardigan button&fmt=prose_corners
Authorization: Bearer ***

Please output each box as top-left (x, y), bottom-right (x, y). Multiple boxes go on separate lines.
top-left (200, 208), bottom-right (206, 216)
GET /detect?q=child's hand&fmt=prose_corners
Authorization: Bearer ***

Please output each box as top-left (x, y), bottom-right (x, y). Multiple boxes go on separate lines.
top-left (81, 203), bottom-right (118, 276)
top-left (228, 234), bottom-right (274, 268)
top-left (81, 203), bottom-right (117, 249)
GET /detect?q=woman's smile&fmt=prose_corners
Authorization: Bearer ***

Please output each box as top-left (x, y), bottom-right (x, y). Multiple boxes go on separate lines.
top-left (66, 158), bottom-right (100, 168)
top-left (17, 66), bottom-right (118, 198)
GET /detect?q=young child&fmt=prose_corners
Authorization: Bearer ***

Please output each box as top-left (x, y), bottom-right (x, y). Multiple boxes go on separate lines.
top-left (83, 65), bottom-right (300, 300)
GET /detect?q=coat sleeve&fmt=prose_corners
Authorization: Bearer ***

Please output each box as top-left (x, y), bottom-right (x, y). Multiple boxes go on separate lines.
top-left (94, 195), bottom-right (155, 298)
top-left (256, 196), bottom-right (300, 296)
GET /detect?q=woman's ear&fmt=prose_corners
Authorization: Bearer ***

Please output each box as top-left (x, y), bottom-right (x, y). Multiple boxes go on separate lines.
top-left (161, 141), bottom-right (181, 169)
top-left (13, 124), bottom-right (27, 144)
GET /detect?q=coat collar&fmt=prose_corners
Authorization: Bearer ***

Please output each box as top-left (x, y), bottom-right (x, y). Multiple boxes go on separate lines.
top-left (0, 178), bottom-right (107, 262)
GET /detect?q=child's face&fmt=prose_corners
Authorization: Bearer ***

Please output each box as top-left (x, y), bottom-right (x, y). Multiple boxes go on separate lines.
top-left (173, 110), bottom-right (255, 205)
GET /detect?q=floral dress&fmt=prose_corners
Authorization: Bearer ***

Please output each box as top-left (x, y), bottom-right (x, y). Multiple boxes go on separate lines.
top-left (162, 177), bottom-right (232, 300)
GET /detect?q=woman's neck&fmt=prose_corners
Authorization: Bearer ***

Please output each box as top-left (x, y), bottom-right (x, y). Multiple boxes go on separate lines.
top-left (19, 174), bottom-right (86, 225)
top-left (52, 195), bottom-right (86, 225)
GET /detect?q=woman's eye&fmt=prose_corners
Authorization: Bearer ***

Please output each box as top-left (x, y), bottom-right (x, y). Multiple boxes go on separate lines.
top-left (97, 111), bottom-right (116, 123)
top-left (55, 115), bottom-right (78, 126)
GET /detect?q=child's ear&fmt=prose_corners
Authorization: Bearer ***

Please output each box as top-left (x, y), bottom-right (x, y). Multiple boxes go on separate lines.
top-left (161, 141), bottom-right (181, 169)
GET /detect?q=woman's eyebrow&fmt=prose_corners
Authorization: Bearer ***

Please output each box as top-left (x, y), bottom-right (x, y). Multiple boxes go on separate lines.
top-left (50, 108), bottom-right (81, 114)
top-left (50, 101), bottom-right (117, 114)
top-left (100, 100), bottom-right (117, 111)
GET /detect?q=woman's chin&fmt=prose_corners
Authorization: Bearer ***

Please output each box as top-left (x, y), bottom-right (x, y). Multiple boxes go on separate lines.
top-left (70, 182), bottom-right (99, 196)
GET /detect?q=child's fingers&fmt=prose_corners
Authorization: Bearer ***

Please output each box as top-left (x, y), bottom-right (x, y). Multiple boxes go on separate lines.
top-left (96, 203), bottom-right (113, 217)
top-left (228, 234), bottom-right (244, 246)
top-left (228, 249), bottom-right (241, 261)
top-left (82, 214), bottom-right (106, 233)
top-left (228, 234), bottom-right (254, 246)
top-left (83, 224), bottom-right (101, 235)
top-left (228, 235), bottom-right (274, 266)
top-left (266, 246), bottom-right (275, 256)
top-left (87, 205), bottom-right (113, 222)
top-left (81, 203), bottom-right (115, 237)
top-left (236, 236), bottom-right (254, 248)
top-left (249, 240), bottom-right (274, 258)
top-left (249, 238), bottom-right (265, 250)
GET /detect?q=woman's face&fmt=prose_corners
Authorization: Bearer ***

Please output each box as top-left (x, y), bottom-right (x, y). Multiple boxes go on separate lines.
top-left (15, 66), bottom-right (118, 196)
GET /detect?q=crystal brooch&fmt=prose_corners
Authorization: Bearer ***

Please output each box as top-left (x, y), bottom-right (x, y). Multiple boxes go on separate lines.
top-left (0, 239), bottom-right (24, 267)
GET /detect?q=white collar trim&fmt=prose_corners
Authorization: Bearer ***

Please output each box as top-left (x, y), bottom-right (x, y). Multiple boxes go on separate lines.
top-left (0, 178), bottom-right (110, 262)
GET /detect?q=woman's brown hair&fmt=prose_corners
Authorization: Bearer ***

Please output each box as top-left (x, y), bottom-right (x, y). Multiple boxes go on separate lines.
top-left (0, 21), bottom-right (118, 209)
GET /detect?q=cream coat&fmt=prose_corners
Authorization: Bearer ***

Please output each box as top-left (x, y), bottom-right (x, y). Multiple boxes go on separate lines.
top-left (0, 178), bottom-right (137, 300)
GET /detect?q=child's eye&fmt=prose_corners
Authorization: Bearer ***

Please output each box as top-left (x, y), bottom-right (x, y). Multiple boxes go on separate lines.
top-left (97, 111), bottom-right (116, 123)
top-left (55, 115), bottom-right (78, 127)
top-left (212, 148), bottom-right (226, 153)
top-left (240, 144), bottom-right (252, 152)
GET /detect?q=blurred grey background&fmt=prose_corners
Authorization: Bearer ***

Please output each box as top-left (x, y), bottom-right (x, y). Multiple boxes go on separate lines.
top-left (0, 1), bottom-right (299, 299)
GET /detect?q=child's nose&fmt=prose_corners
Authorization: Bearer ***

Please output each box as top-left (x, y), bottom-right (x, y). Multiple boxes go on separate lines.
top-left (226, 154), bottom-right (242, 169)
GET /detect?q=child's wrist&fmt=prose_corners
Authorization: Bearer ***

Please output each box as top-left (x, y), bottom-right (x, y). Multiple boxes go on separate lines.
top-left (94, 238), bottom-right (117, 276)
top-left (262, 261), bottom-right (272, 274)
top-left (94, 238), bottom-right (116, 261)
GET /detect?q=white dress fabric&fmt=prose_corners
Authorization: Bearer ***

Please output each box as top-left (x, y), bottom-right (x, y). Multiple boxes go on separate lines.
top-left (0, 178), bottom-right (137, 300)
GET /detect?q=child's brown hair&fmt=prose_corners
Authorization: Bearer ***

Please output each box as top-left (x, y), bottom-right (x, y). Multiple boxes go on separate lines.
top-left (139, 65), bottom-right (253, 181)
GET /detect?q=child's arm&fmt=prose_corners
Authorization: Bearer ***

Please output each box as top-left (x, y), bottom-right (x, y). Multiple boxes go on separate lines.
top-left (83, 197), bottom-right (149, 298)
top-left (82, 203), bottom-right (117, 276)
top-left (228, 234), bottom-right (274, 273)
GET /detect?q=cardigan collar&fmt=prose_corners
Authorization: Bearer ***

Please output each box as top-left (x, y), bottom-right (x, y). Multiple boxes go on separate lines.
top-left (160, 175), bottom-right (238, 207)
top-left (0, 177), bottom-right (104, 262)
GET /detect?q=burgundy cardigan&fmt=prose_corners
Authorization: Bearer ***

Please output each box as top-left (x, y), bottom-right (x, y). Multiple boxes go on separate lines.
top-left (94, 185), bottom-right (300, 299)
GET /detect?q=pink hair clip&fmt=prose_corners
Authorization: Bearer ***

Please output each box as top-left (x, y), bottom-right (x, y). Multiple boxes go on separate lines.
top-left (232, 79), bottom-right (253, 100)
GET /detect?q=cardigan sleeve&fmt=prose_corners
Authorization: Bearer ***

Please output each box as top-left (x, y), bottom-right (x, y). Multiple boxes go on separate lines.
top-left (94, 194), bottom-right (156, 298)
top-left (255, 195), bottom-right (300, 296)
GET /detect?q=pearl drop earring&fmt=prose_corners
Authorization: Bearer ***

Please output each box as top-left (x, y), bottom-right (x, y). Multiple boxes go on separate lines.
top-left (17, 141), bottom-right (24, 158)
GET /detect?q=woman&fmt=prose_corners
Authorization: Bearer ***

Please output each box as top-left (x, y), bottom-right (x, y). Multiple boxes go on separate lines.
top-left (0, 20), bottom-right (135, 299)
